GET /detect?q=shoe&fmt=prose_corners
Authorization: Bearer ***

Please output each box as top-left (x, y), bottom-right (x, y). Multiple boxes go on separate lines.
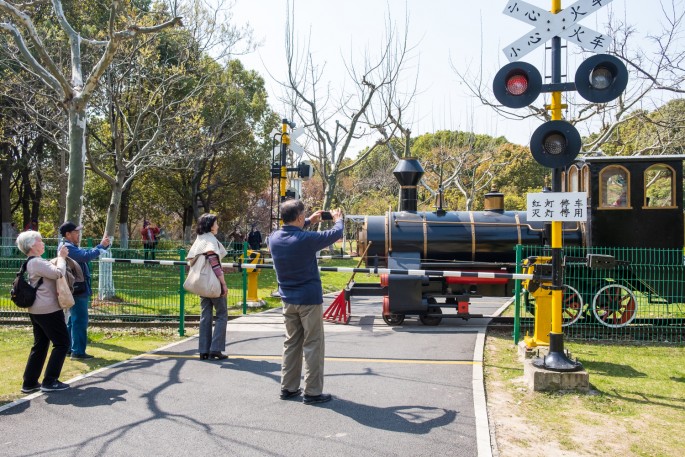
top-left (208, 352), bottom-right (228, 360)
top-left (41, 381), bottom-right (70, 392)
top-left (21, 383), bottom-right (42, 394)
top-left (280, 388), bottom-right (302, 400)
top-left (71, 353), bottom-right (95, 359)
top-left (200, 353), bottom-right (209, 360)
top-left (303, 393), bottom-right (332, 405)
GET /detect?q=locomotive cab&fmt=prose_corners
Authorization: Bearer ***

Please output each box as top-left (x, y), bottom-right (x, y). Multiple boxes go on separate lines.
top-left (566, 156), bottom-right (684, 249)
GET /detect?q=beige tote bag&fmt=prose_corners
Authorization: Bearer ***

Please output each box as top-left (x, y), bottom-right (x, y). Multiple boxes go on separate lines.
top-left (56, 275), bottom-right (75, 310)
top-left (183, 254), bottom-right (221, 298)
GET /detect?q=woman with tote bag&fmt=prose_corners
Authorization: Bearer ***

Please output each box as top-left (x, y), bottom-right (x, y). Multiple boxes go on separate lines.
top-left (186, 214), bottom-right (229, 360)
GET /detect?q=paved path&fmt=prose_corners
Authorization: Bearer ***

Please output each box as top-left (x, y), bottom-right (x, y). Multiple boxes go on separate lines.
top-left (0, 296), bottom-right (509, 457)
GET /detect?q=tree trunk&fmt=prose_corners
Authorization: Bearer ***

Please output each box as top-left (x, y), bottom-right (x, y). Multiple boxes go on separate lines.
top-left (0, 147), bottom-right (12, 255)
top-left (322, 173), bottom-right (338, 210)
top-left (119, 187), bottom-right (131, 249)
top-left (65, 107), bottom-right (87, 224)
top-left (183, 206), bottom-right (194, 244)
top-left (104, 173), bottom-right (125, 242)
top-left (59, 145), bottom-right (67, 222)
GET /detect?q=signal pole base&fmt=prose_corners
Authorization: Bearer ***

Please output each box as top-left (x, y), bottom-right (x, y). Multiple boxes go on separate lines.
top-left (531, 333), bottom-right (584, 372)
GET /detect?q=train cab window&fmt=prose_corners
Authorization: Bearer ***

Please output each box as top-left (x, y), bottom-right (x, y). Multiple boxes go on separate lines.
top-left (599, 165), bottom-right (630, 209)
top-left (567, 166), bottom-right (579, 192)
top-left (644, 164), bottom-right (675, 208)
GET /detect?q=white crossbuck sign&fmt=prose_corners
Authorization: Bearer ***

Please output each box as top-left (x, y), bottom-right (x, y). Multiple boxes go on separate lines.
top-left (503, 0), bottom-right (614, 62)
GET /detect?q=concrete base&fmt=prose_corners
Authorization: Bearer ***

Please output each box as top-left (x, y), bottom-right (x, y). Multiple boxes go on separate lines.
top-left (523, 358), bottom-right (590, 392)
top-left (246, 300), bottom-right (267, 308)
top-left (517, 341), bottom-right (548, 360)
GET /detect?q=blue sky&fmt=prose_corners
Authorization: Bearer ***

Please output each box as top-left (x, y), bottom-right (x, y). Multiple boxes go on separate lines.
top-left (231, 0), bottom-right (676, 148)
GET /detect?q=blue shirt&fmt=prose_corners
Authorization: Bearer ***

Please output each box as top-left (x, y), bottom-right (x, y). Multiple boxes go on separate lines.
top-left (60, 240), bottom-right (109, 297)
top-left (269, 219), bottom-right (344, 305)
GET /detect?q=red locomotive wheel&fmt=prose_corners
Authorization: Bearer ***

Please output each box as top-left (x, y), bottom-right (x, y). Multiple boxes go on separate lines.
top-left (592, 284), bottom-right (638, 328)
top-left (382, 296), bottom-right (405, 326)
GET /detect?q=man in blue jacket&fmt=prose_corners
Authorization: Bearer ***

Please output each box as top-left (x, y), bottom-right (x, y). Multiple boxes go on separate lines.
top-left (269, 200), bottom-right (343, 405)
top-left (59, 221), bottom-right (110, 359)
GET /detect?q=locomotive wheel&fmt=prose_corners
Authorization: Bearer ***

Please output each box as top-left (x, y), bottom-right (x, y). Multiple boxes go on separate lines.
top-left (382, 313), bottom-right (406, 326)
top-left (592, 284), bottom-right (638, 328)
top-left (561, 285), bottom-right (584, 327)
top-left (419, 306), bottom-right (443, 326)
top-left (382, 296), bottom-right (405, 326)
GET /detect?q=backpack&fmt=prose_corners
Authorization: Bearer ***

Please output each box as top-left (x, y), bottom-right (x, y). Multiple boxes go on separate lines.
top-left (10, 257), bottom-right (43, 308)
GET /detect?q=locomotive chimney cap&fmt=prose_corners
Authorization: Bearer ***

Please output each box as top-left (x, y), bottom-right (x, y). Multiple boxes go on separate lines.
top-left (393, 157), bottom-right (424, 186)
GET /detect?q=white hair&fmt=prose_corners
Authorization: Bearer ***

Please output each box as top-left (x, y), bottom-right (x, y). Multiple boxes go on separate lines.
top-left (16, 230), bottom-right (41, 255)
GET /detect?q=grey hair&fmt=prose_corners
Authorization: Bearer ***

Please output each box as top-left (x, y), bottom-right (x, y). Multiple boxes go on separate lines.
top-left (16, 230), bottom-right (41, 255)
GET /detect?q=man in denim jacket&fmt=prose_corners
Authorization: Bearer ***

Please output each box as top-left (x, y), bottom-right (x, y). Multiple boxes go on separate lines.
top-left (269, 200), bottom-right (343, 405)
top-left (59, 221), bottom-right (110, 359)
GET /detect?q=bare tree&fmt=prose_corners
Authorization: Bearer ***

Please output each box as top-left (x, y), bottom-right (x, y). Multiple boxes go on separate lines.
top-left (280, 2), bottom-right (415, 209)
top-left (452, 0), bottom-right (685, 155)
top-left (0, 0), bottom-right (182, 225)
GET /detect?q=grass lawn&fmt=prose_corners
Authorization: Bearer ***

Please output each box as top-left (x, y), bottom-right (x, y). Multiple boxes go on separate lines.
top-left (485, 330), bottom-right (685, 457)
top-left (0, 326), bottom-right (195, 406)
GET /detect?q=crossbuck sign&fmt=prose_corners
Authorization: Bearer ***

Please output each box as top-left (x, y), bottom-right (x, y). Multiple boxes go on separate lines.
top-left (503, 0), bottom-right (614, 62)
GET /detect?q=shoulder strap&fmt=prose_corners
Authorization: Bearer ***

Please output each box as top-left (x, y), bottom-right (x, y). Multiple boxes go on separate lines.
top-left (22, 257), bottom-right (44, 289)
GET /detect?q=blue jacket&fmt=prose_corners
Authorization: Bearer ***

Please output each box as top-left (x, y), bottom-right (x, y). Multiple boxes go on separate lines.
top-left (268, 219), bottom-right (344, 305)
top-left (60, 240), bottom-right (108, 297)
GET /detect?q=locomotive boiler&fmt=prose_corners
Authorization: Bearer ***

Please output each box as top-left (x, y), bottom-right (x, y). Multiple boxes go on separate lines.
top-left (348, 158), bottom-right (583, 325)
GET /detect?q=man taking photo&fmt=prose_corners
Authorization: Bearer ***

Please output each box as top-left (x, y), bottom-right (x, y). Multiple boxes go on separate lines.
top-left (268, 200), bottom-right (343, 405)
top-left (59, 222), bottom-right (110, 359)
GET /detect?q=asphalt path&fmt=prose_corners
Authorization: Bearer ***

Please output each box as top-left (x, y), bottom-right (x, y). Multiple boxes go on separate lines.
top-left (0, 295), bottom-right (509, 457)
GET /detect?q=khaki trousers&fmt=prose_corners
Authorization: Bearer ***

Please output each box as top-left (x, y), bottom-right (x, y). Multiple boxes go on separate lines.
top-left (281, 303), bottom-right (325, 396)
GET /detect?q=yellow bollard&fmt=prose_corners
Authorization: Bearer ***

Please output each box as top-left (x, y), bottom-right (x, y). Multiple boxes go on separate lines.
top-left (246, 250), bottom-right (262, 303)
top-left (522, 257), bottom-right (552, 348)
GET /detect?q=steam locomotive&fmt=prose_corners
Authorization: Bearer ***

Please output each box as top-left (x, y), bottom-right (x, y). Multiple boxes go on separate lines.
top-left (346, 155), bottom-right (685, 326)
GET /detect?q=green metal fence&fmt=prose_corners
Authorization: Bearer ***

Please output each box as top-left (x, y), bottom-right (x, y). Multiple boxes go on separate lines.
top-left (514, 245), bottom-right (685, 343)
top-left (0, 242), bottom-right (249, 336)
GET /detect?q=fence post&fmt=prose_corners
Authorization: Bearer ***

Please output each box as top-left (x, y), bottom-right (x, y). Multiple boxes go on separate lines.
top-left (513, 244), bottom-right (522, 345)
top-left (242, 242), bottom-right (248, 315)
top-left (178, 248), bottom-right (186, 336)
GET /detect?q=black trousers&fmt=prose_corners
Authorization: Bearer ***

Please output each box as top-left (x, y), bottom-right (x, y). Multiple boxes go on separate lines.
top-left (23, 310), bottom-right (70, 387)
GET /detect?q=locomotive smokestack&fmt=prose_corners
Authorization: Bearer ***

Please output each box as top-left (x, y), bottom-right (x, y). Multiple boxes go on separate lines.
top-left (393, 158), bottom-right (424, 212)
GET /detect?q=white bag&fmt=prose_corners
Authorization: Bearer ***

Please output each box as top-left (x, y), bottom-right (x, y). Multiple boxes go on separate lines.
top-left (183, 254), bottom-right (221, 298)
top-left (56, 275), bottom-right (75, 310)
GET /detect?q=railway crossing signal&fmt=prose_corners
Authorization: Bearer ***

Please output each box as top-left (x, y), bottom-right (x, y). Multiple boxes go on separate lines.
top-left (494, 0), bottom-right (629, 168)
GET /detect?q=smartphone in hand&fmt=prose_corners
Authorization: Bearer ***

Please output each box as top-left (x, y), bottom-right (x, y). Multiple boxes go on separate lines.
top-left (321, 211), bottom-right (333, 220)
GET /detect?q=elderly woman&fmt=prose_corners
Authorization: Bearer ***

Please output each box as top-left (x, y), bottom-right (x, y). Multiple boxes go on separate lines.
top-left (16, 230), bottom-right (71, 393)
top-left (187, 213), bottom-right (229, 360)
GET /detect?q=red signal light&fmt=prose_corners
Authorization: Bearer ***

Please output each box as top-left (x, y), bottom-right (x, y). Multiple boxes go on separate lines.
top-left (493, 62), bottom-right (542, 109)
top-left (506, 74), bottom-right (529, 96)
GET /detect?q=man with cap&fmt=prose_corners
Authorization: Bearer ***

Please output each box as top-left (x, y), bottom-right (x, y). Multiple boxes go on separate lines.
top-left (59, 222), bottom-right (110, 359)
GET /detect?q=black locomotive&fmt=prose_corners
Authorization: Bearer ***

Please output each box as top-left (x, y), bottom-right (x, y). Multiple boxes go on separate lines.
top-left (346, 155), bottom-right (684, 326)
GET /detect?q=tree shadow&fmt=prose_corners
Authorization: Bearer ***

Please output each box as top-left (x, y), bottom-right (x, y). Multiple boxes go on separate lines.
top-left (670, 376), bottom-right (685, 383)
top-left (582, 361), bottom-right (647, 378)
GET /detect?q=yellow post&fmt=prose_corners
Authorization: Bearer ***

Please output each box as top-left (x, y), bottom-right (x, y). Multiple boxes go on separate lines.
top-left (280, 120), bottom-right (289, 202)
top-left (522, 257), bottom-right (552, 348)
top-left (246, 251), bottom-right (262, 304)
top-left (550, 0), bottom-right (564, 339)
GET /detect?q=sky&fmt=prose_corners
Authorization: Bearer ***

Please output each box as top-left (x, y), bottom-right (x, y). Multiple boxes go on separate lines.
top-left (229, 0), bottom-right (677, 151)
